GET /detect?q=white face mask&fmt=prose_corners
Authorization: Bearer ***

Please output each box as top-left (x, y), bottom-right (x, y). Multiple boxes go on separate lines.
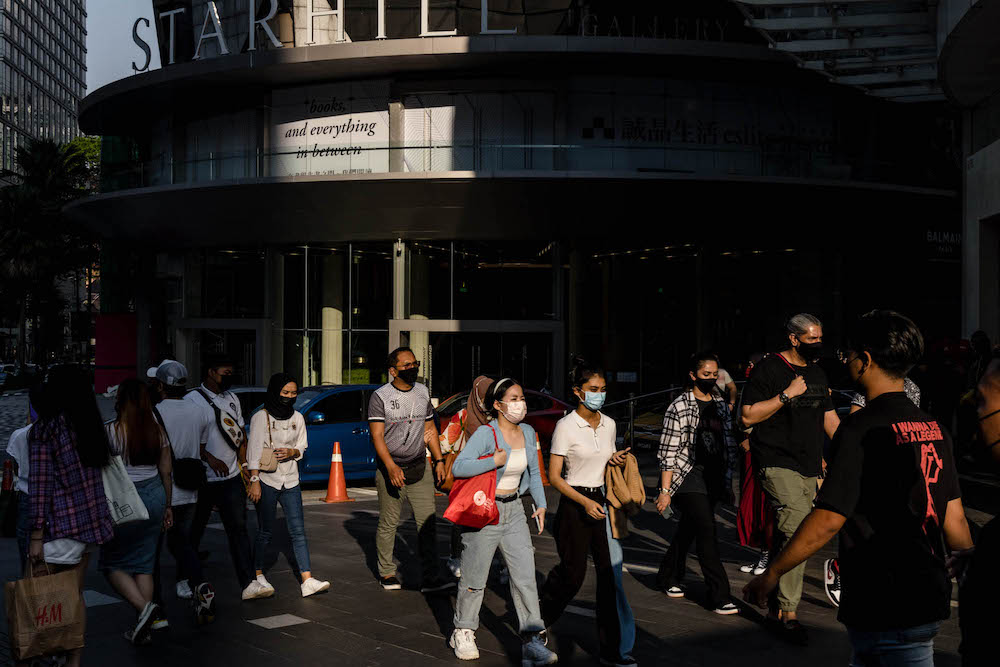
top-left (500, 399), bottom-right (527, 424)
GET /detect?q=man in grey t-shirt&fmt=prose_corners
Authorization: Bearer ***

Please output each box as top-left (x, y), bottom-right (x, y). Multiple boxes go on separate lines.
top-left (368, 346), bottom-right (450, 592)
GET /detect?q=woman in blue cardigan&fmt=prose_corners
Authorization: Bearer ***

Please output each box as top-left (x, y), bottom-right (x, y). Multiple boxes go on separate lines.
top-left (448, 377), bottom-right (557, 666)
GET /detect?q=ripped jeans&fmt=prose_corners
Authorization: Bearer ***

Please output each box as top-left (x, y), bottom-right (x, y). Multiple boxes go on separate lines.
top-left (453, 496), bottom-right (544, 634)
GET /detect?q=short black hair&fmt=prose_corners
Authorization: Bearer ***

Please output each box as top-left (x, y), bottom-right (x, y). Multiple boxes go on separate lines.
top-left (846, 310), bottom-right (924, 379)
top-left (387, 346), bottom-right (414, 369)
top-left (202, 353), bottom-right (235, 379)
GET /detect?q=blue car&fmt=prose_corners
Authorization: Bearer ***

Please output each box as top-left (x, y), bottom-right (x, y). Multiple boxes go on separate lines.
top-left (251, 384), bottom-right (381, 483)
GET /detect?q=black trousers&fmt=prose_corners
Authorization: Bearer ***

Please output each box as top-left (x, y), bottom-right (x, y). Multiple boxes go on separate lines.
top-left (656, 491), bottom-right (732, 609)
top-left (540, 490), bottom-right (623, 662)
top-left (192, 476), bottom-right (254, 590)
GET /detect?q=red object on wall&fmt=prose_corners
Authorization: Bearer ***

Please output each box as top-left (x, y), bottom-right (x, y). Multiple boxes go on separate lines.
top-left (94, 314), bottom-right (137, 394)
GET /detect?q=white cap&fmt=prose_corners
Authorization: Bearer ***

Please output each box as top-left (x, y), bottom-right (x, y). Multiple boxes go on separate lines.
top-left (146, 359), bottom-right (188, 387)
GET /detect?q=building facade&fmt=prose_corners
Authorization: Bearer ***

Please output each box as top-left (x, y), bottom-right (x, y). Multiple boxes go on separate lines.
top-left (71, 1), bottom-right (961, 398)
top-left (0, 0), bottom-right (86, 174)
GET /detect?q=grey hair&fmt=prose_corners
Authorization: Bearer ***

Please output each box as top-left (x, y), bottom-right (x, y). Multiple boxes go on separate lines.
top-left (786, 313), bottom-right (822, 336)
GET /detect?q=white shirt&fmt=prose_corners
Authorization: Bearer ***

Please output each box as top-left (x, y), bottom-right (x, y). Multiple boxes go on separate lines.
top-left (497, 447), bottom-right (527, 492)
top-left (549, 411), bottom-right (617, 488)
top-left (185, 385), bottom-right (244, 483)
top-left (105, 423), bottom-right (165, 483)
top-left (247, 410), bottom-right (308, 491)
top-left (716, 368), bottom-right (734, 393)
top-left (157, 397), bottom-right (207, 506)
top-left (7, 424), bottom-right (31, 493)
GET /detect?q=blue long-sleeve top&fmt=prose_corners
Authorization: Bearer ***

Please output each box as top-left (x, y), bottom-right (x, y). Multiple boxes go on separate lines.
top-left (451, 422), bottom-right (547, 510)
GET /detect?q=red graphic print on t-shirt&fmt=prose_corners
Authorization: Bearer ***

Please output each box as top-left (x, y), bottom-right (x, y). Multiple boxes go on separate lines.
top-left (892, 420), bottom-right (946, 535)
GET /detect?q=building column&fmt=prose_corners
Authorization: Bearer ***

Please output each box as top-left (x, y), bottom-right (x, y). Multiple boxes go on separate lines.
top-left (321, 252), bottom-right (344, 384)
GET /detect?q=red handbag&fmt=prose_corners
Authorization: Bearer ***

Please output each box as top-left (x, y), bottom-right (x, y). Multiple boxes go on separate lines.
top-left (444, 426), bottom-right (501, 529)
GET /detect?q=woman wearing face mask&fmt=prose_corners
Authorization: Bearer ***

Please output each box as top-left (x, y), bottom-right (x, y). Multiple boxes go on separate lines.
top-left (655, 352), bottom-right (740, 616)
top-left (247, 373), bottom-right (330, 598)
top-left (448, 378), bottom-right (556, 665)
top-left (540, 357), bottom-right (636, 667)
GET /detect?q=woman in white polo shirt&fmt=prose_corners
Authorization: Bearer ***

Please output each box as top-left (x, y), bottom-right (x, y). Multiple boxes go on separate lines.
top-left (539, 357), bottom-right (636, 667)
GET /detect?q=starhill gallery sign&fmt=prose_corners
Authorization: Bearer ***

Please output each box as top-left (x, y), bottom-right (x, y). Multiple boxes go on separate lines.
top-left (131, 0), bottom-right (521, 72)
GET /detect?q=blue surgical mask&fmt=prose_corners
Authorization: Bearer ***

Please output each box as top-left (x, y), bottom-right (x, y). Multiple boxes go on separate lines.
top-left (582, 391), bottom-right (606, 411)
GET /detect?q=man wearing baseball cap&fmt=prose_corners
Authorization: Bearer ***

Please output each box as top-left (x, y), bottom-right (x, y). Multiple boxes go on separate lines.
top-left (148, 360), bottom-right (218, 624)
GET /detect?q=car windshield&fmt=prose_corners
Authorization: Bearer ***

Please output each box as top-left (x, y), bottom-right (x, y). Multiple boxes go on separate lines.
top-left (437, 393), bottom-right (469, 419)
top-left (294, 390), bottom-right (323, 410)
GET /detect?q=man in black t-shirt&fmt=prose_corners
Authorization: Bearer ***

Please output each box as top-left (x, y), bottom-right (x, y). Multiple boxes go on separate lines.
top-left (741, 313), bottom-right (840, 643)
top-left (745, 311), bottom-right (973, 666)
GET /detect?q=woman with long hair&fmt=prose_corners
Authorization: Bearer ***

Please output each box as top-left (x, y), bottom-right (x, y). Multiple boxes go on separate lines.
top-left (448, 377), bottom-right (555, 665)
top-left (247, 373), bottom-right (330, 597)
top-left (655, 352), bottom-right (740, 615)
top-left (28, 366), bottom-right (115, 667)
top-left (101, 378), bottom-right (172, 644)
top-left (539, 357), bottom-right (635, 667)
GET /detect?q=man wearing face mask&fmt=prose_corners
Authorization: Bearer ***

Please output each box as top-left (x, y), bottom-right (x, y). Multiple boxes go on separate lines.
top-left (368, 347), bottom-right (451, 593)
top-left (740, 313), bottom-right (840, 644)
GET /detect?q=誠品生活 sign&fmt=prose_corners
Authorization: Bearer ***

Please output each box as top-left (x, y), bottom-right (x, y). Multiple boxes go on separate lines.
top-left (270, 81), bottom-right (390, 177)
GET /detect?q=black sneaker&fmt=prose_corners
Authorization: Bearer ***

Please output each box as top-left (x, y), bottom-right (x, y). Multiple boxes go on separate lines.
top-left (194, 582), bottom-right (217, 625)
top-left (131, 602), bottom-right (159, 645)
top-left (420, 577), bottom-right (456, 593)
top-left (823, 558), bottom-right (841, 608)
top-left (380, 576), bottom-right (402, 591)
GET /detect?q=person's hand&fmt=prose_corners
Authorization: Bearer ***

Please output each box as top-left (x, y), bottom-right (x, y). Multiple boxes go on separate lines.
top-left (248, 481), bottom-right (262, 503)
top-left (947, 547), bottom-right (975, 583)
top-left (28, 538), bottom-right (43, 567)
top-left (434, 461), bottom-right (446, 485)
top-left (531, 506), bottom-right (546, 534)
top-left (785, 375), bottom-right (807, 399)
top-left (743, 570), bottom-right (780, 608)
top-left (655, 491), bottom-right (672, 513)
top-left (162, 507), bottom-right (174, 532)
top-left (387, 463), bottom-right (406, 488)
top-left (583, 498), bottom-right (607, 520)
top-left (493, 448), bottom-right (508, 468)
top-left (205, 453), bottom-right (229, 478)
top-left (740, 439), bottom-right (751, 453)
top-left (240, 464), bottom-right (252, 483)
top-left (609, 447), bottom-right (631, 467)
top-left (274, 448), bottom-right (297, 462)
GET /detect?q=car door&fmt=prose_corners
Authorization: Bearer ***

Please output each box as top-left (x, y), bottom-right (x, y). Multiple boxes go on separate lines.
top-left (302, 389), bottom-right (368, 479)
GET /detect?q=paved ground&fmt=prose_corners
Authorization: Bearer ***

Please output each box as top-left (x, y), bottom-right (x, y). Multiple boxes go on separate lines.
top-left (0, 392), bottom-right (989, 666)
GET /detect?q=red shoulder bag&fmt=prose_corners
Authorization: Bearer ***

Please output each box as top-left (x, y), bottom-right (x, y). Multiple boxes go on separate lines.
top-left (443, 426), bottom-right (501, 529)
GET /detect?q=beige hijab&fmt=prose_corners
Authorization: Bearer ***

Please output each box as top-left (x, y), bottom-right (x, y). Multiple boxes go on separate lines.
top-left (463, 375), bottom-right (493, 441)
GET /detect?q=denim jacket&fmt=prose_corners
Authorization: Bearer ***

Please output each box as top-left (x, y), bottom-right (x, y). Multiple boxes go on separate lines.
top-left (452, 422), bottom-right (547, 510)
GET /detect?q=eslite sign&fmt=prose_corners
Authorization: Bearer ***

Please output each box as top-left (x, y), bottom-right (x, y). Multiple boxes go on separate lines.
top-left (132, 0), bottom-right (519, 72)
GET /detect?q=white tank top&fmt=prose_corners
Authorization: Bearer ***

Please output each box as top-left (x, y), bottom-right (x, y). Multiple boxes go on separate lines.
top-left (497, 448), bottom-right (527, 493)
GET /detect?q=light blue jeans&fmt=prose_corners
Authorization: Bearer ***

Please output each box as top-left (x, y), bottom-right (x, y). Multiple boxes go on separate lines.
top-left (847, 621), bottom-right (940, 667)
top-left (454, 497), bottom-right (544, 634)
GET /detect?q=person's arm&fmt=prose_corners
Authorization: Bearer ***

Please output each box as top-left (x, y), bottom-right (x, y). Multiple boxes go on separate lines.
top-left (290, 412), bottom-right (308, 460)
top-left (824, 411), bottom-right (840, 440)
top-left (655, 469), bottom-right (674, 512)
top-left (369, 421), bottom-right (404, 487)
top-left (726, 381), bottom-right (738, 408)
top-left (943, 497), bottom-right (973, 551)
top-left (246, 412), bottom-right (265, 501)
top-left (158, 434), bottom-right (174, 529)
top-left (655, 403), bottom-right (681, 510)
top-left (424, 414), bottom-right (445, 484)
top-left (523, 427), bottom-right (547, 512)
top-left (548, 453), bottom-right (606, 520)
top-left (742, 372), bottom-right (807, 427)
top-left (451, 428), bottom-right (502, 478)
top-left (28, 426), bottom-right (53, 533)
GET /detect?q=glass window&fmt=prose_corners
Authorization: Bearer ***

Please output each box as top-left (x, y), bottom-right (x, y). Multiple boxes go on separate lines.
top-left (307, 389), bottom-right (364, 424)
top-left (308, 246), bottom-right (348, 332)
top-left (453, 241), bottom-right (558, 320)
top-left (351, 243), bottom-right (392, 329)
top-left (405, 242), bottom-right (450, 320)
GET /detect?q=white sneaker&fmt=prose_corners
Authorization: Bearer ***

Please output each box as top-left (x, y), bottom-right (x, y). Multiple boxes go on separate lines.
top-left (447, 557), bottom-right (462, 579)
top-left (256, 574), bottom-right (275, 594)
top-left (714, 603), bottom-right (739, 616)
top-left (301, 577), bottom-right (330, 597)
top-left (449, 629), bottom-right (480, 660)
top-left (176, 579), bottom-right (193, 600)
top-left (522, 634), bottom-right (558, 665)
top-left (665, 586), bottom-right (684, 598)
top-left (241, 581), bottom-right (273, 600)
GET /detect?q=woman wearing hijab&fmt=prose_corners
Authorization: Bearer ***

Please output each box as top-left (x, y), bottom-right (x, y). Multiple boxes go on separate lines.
top-left (446, 376), bottom-right (494, 579)
top-left (247, 373), bottom-right (330, 597)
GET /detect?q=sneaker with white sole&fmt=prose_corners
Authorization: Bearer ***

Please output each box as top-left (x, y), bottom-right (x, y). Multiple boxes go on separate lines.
top-left (301, 577), bottom-right (330, 597)
top-left (665, 586), bottom-right (684, 598)
top-left (450, 628), bottom-right (480, 660)
top-left (714, 603), bottom-right (739, 616)
top-left (447, 557), bottom-right (462, 579)
top-left (241, 581), bottom-right (273, 600)
top-left (522, 634), bottom-right (558, 666)
top-left (256, 574), bottom-right (275, 595)
top-left (176, 579), bottom-right (193, 600)
top-left (753, 551), bottom-right (770, 576)
top-left (194, 582), bottom-right (217, 625)
top-left (823, 558), bottom-right (841, 607)
top-left (380, 576), bottom-right (402, 590)
top-left (131, 602), bottom-right (159, 645)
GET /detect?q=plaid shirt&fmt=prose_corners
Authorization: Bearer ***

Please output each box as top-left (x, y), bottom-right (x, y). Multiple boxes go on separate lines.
top-left (658, 391), bottom-right (738, 497)
top-left (29, 414), bottom-right (114, 545)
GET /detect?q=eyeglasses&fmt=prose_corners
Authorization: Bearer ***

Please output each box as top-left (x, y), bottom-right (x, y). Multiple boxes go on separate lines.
top-left (396, 361), bottom-right (420, 370)
top-left (836, 349), bottom-right (862, 365)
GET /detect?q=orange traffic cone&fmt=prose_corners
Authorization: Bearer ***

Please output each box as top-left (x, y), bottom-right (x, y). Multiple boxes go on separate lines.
top-left (536, 434), bottom-right (550, 486)
top-left (323, 442), bottom-right (355, 503)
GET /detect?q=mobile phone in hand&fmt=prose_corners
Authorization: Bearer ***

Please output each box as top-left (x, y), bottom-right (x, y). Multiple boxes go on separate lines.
top-left (531, 503), bottom-right (542, 533)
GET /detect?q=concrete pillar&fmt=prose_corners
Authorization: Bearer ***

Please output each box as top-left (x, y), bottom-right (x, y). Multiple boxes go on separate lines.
top-left (321, 252), bottom-right (344, 385)
top-left (389, 100), bottom-right (405, 173)
top-left (408, 247), bottom-right (431, 392)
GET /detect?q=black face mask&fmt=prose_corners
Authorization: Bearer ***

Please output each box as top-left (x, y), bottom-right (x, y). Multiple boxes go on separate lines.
top-left (217, 374), bottom-right (235, 392)
top-left (278, 396), bottom-right (295, 407)
top-left (694, 378), bottom-right (717, 395)
top-left (797, 341), bottom-right (823, 362)
top-left (397, 367), bottom-right (419, 386)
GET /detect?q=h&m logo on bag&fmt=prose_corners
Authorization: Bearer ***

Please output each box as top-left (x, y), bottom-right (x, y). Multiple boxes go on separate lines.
top-left (34, 602), bottom-right (62, 628)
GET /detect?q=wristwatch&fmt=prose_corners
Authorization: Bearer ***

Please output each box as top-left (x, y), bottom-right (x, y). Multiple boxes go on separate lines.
top-left (433, 459), bottom-right (445, 466)
top-left (241, 462), bottom-right (249, 469)
top-left (250, 475), bottom-right (260, 483)
top-left (779, 392), bottom-right (791, 405)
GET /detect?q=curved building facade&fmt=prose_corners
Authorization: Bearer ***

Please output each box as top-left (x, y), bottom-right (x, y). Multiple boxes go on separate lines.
top-left (72, 1), bottom-right (960, 396)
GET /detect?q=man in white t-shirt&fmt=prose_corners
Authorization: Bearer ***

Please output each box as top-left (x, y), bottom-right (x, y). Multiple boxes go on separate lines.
top-left (716, 367), bottom-right (738, 412)
top-left (183, 354), bottom-right (267, 601)
top-left (148, 359), bottom-right (218, 623)
top-left (7, 403), bottom-right (34, 575)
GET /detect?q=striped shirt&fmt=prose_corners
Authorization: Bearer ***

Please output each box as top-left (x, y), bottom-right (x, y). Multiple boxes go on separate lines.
top-left (368, 382), bottom-right (435, 464)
